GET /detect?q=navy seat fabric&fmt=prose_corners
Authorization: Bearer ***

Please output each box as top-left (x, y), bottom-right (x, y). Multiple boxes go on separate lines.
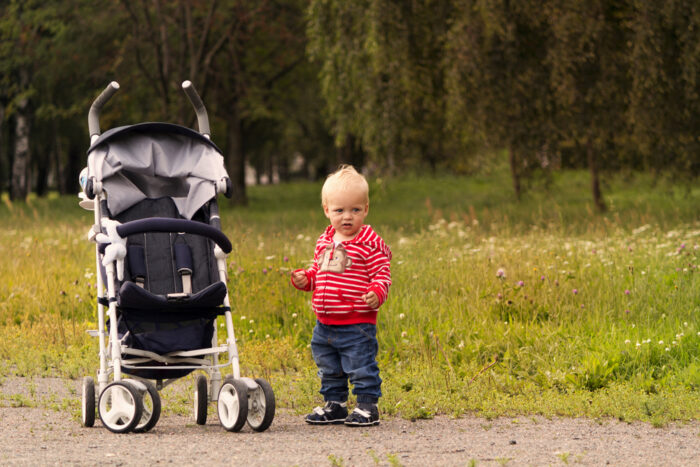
top-left (114, 197), bottom-right (219, 296)
top-left (118, 280), bottom-right (227, 311)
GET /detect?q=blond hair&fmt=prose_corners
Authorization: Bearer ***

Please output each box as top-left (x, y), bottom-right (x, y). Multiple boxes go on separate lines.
top-left (321, 164), bottom-right (369, 206)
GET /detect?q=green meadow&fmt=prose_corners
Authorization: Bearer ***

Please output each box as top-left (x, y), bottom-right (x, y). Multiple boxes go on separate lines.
top-left (0, 166), bottom-right (698, 425)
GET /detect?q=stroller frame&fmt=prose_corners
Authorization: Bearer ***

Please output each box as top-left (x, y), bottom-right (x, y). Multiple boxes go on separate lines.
top-left (79, 81), bottom-right (274, 434)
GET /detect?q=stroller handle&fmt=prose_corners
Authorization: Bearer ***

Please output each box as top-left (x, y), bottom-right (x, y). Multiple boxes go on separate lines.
top-left (116, 218), bottom-right (232, 254)
top-left (182, 81), bottom-right (211, 138)
top-left (89, 81), bottom-right (120, 141)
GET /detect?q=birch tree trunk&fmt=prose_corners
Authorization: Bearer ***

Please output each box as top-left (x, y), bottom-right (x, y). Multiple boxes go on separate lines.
top-left (11, 69), bottom-right (31, 201)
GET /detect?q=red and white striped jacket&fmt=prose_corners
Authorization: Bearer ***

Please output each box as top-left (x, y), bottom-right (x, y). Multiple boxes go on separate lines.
top-left (292, 225), bottom-right (392, 325)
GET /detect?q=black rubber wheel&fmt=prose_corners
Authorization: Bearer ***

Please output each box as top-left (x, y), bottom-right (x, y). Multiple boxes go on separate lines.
top-left (81, 376), bottom-right (96, 428)
top-left (247, 378), bottom-right (275, 432)
top-left (134, 380), bottom-right (161, 433)
top-left (217, 376), bottom-right (248, 432)
top-left (194, 374), bottom-right (208, 425)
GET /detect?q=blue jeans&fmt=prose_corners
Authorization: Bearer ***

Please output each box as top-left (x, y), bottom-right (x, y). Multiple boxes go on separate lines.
top-left (310, 321), bottom-right (382, 404)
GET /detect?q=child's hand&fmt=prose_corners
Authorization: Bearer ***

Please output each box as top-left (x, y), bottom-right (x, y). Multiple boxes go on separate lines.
top-left (291, 270), bottom-right (308, 289)
top-left (362, 291), bottom-right (379, 308)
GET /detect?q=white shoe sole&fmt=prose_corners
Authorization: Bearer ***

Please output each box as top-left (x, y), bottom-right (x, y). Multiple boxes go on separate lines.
top-left (305, 418), bottom-right (346, 425)
top-left (344, 420), bottom-right (380, 426)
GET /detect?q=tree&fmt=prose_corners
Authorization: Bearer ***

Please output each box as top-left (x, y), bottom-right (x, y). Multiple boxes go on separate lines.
top-left (115, 0), bottom-right (317, 205)
top-left (547, 0), bottom-right (633, 211)
top-left (628, 0), bottom-right (700, 178)
top-left (0, 1), bottom-right (42, 200)
top-left (445, 0), bottom-right (555, 199)
top-left (0, 1), bottom-right (123, 198)
top-left (307, 0), bottom-right (455, 174)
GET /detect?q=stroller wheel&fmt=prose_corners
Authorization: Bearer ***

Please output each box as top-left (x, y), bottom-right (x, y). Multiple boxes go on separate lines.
top-left (194, 374), bottom-right (208, 425)
top-left (81, 376), bottom-right (96, 427)
top-left (217, 376), bottom-right (248, 432)
top-left (98, 381), bottom-right (144, 433)
top-left (134, 380), bottom-right (161, 433)
top-left (247, 378), bottom-right (275, 432)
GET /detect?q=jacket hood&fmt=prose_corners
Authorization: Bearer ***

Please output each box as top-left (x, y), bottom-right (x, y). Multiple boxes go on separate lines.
top-left (321, 225), bottom-right (392, 260)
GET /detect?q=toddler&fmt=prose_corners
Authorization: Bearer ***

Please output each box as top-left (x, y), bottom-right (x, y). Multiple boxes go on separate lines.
top-left (291, 165), bottom-right (391, 426)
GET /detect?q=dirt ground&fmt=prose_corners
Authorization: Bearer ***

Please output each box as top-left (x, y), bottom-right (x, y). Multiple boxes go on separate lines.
top-left (0, 377), bottom-right (698, 466)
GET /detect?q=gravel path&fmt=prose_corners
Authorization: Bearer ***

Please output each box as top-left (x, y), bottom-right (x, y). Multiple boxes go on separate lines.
top-left (1, 377), bottom-right (698, 466)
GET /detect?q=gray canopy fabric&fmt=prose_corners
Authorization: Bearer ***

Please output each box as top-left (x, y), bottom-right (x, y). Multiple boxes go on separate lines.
top-left (88, 127), bottom-right (228, 219)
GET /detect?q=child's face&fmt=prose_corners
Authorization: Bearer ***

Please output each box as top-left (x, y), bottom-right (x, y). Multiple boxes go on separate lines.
top-left (323, 188), bottom-right (369, 241)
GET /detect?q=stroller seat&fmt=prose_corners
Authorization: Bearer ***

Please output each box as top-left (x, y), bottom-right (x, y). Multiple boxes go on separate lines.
top-left (113, 197), bottom-right (225, 298)
top-left (103, 197), bottom-right (229, 367)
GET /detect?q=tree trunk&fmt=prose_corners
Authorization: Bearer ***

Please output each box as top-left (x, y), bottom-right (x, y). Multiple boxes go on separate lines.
top-left (225, 105), bottom-right (247, 206)
top-left (267, 153), bottom-right (275, 184)
top-left (54, 127), bottom-right (65, 195)
top-left (509, 145), bottom-right (521, 201)
top-left (35, 159), bottom-right (48, 196)
top-left (586, 137), bottom-right (606, 212)
top-left (59, 138), bottom-right (82, 196)
top-left (278, 153), bottom-right (289, 182)
top-left (0, 105), bottom-right (4, 192)
top-left (35, 125), bottom-right (52, 196)
top-left (11, 79), bottom-right (30, 201)
top-left (336, 134), bottom-right (365, 170)
top-left (255, 166), bottom-right (261, 185)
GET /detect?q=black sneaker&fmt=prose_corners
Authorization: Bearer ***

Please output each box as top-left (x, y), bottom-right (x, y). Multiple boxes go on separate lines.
top-left (305, 401), bottom-right (348, 425)
top-left (344, 405), bottom-right (380, 426)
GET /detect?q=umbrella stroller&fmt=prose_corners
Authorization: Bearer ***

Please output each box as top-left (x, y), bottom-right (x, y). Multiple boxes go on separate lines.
top-left (78, 81), bottom-right (274, 433)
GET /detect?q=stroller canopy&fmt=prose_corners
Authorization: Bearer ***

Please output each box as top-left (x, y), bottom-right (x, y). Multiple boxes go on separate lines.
top-left (87, 123), bottom-right (228, 219)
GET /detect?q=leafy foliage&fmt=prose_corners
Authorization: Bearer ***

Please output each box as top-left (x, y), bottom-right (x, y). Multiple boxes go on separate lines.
top-left (0, 1), bottom-right (698, 207)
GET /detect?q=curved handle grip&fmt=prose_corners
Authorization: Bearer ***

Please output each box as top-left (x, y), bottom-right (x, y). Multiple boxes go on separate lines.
top-left (182, 80), bottom-right (211, 137)
top-left (89, 81), bottom-right (120, 141)
top-left (115, 218), bottom-right (231, 253)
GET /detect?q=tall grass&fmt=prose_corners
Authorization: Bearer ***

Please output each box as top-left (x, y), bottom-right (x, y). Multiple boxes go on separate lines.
top-left (0, 168), bottom-right (698, 423)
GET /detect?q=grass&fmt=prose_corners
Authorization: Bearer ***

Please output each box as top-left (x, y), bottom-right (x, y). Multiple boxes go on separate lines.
top-left (0, 165), bottom-right (698, 425)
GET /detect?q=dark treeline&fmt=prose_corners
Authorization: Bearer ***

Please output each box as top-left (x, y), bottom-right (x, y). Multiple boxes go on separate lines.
top-left (1, 1), bottom-right (698, 209)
